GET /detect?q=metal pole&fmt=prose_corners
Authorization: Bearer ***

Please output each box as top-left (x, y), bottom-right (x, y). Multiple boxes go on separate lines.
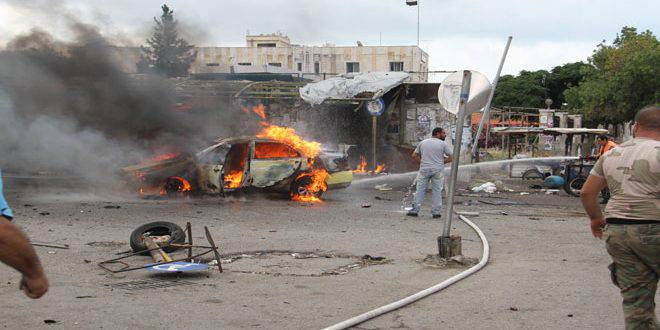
top-left (372, 116), bottom-right (377, 172)
top-left (439, 70), bottom-right (471, 257)
top-left (417, 1), bottom-right (420, 46)
top-left (470, 36), bottom-right (512, 162)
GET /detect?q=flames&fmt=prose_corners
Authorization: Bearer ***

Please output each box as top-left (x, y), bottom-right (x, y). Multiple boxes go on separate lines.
top-left (246, 105), bottom-right (327, 202)
top-left (139, 176), bottom-right (191, 197)
top-left (291, 166), bottom-right (329, 203)
top-left (223, 171), bottom-right (243, 189)
top-left (257, 125), bottom-right (322, 159)
top-left (353, 155), bottom-right (386, 174)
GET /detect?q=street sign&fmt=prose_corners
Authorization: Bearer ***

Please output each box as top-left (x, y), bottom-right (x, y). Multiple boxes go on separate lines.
top-left (365, 98), bottom-right (385, 116)
top-left (438, 70), bottom-right (491, 116)
top-left (147, 261), bottom-right (209, 272)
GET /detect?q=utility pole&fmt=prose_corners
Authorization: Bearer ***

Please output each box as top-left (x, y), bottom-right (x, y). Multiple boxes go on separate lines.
top-left (471, 36), bottom-right (512, 162)
top-left (438, 70), bottom-right (471, 258)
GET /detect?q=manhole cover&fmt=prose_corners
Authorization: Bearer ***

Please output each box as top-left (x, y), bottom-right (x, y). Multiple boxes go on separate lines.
top-left (105, 279), bottom-right (196, 291)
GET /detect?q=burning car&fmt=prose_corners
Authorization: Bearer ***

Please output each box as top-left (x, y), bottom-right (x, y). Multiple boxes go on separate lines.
top-left (124, 129), bottom-right (353, 201)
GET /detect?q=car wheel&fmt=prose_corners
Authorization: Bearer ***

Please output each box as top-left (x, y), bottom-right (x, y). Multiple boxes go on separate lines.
top-left (129, 221), bottom-right (186, 254)
top-left (290, 175), bottom-right (324, 200)
top-left (564, 176), bottom-right (586, 197)
top-left (522, 169), bottom-right (544, 180)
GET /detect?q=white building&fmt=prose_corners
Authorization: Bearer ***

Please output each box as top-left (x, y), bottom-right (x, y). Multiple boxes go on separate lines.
top-left (114, 33), bottom-right (429, 82)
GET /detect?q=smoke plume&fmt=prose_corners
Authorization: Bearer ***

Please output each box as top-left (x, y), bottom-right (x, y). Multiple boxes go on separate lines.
top-left (0, 22), bottom-right (198, 188)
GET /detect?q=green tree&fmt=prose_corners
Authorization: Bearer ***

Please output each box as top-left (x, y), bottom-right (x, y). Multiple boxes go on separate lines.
top-left (141, 4), bottom-right (196, 77)
top-left (546, 62), bottom-right (593, 106)
top-left (492, 70), bottom-right (549, 108)
top-left (565, 27), bottom-right (659, 125)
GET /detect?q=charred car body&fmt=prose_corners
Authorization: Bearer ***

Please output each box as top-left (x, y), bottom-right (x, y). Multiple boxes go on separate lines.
top-left (124, 136), bottom-right (353, 200)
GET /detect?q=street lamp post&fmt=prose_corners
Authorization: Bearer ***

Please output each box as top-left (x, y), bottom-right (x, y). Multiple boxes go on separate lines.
top-left (406, 0), bottom-right (420, 46)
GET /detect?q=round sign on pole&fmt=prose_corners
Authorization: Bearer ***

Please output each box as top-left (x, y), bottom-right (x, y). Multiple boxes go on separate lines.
top-left (365, 98), bottom-right (385, 116)
top-left (147, 261), bottom-right (209, 272)
top-left (438, 70), bottom-right (491, 116)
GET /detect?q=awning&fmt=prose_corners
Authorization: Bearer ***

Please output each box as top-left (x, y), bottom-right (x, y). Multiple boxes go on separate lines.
top-left (299, 72), bottom-right (410, 106)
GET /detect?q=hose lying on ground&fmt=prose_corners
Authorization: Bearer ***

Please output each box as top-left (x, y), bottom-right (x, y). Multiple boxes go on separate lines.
top-left (322, 214), bottom-right (490, 330)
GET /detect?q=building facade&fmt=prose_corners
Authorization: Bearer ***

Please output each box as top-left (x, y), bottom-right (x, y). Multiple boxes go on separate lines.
top-left (114, 33), bottom-right (429, 82)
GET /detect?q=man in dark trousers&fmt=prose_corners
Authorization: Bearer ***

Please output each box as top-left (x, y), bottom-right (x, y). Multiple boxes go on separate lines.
top-left (407, 127), bottom-right (453, 218)
top-left (580, 105), bottom-right (659, 329)
top-left (0, 169), bottom-right (49, 299)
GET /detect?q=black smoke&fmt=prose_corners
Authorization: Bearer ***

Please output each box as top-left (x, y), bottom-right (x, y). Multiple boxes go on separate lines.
top-left (0, 23), bottom-right (198, 186)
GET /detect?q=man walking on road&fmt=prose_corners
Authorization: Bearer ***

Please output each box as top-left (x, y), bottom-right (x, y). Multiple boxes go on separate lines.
top-left (0, 170), bottom-right (49, 299)
top-left (407, 127), bottom-right (453, 218)
top-left (580, 105), bottom-right (659, 330)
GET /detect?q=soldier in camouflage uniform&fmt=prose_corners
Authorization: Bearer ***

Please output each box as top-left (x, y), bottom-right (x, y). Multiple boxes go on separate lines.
top-left (581, 105), bottom-right (660, 330)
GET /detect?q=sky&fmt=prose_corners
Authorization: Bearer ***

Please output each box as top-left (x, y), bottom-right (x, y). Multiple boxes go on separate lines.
top-left (0, 0), bottom-right (658, 78)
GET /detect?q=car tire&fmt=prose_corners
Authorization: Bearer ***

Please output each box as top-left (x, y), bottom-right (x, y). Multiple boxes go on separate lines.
top-left (564, 176), bottom-right (586, 197)
top-left (522, 169), bottom-right (544, 180)
top-left (129, 221), bottom-right (186, 254)
top-left (290, 174), bottom-right (324, 200)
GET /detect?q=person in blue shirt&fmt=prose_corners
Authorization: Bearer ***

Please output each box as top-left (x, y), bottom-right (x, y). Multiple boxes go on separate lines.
top-left (0, 170), bottom-right (49, 299)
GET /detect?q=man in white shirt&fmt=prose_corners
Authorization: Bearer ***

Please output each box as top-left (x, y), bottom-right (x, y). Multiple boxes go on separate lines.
top-left (407, 127), bottom-right (453, 218)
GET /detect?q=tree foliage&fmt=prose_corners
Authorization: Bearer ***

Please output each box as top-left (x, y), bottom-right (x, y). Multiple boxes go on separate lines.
top-left (141, 4), bottom-right (196, 77)
top-left (492, 62), bottom-right (592, 109)
top-left (564, 27), bottom-right (659, 125)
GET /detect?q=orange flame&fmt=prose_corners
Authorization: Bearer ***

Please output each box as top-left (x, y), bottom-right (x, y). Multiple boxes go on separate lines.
top-left (252, 104), bottom-right (266, 120)
top-left (138, 176), bottom-right (191, 197)
top-left (257, 124), bottom-right (321, 158)
top-left (169, 176), bottom-right (192, 192)
top-left (353, 155), bottom-right (386, 174)
top-left (224, 171), bottom-right (243, 189)
top-left (251, 104), bottom-right (327, 202)
top-left (353, 155), bottom-right (367, 173)
top-left (291, 167), bottom-right (328, 203)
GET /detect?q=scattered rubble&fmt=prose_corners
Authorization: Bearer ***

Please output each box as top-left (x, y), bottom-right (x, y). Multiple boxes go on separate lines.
top-left (471, 182), bottom-right (497, 193)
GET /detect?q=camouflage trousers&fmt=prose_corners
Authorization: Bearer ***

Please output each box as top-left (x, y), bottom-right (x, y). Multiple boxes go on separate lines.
top-left (604, 224), bottom-right (660, 330)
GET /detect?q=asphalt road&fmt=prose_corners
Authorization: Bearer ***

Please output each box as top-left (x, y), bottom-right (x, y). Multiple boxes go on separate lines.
top-left (0, 173), bottom-right (639, 329)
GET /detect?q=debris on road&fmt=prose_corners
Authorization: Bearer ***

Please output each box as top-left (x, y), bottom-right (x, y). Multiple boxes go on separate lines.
top-left (374, 184), bottom-right (392, 191)
top-left (471, 182), bottom-right (497, 193)
top-left (98, 222), bottom-right (222, 274)
top-left (456, 211), bottom-right (480, 217)
top-left (31, 241), bottom-right (70, 249)
top-left (87, 241), bottom-right (126, 248)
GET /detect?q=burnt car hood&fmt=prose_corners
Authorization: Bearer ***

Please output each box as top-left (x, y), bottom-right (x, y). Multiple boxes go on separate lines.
top-left (122, 153), bottom-right (195, 183)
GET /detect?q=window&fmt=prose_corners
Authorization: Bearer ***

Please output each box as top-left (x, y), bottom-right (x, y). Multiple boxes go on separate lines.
top-left (389, 62), bottom-right (404, 72)
top-left (206, 63), bottom-right (219, 67)
top-left (268, 63), bottom-right (282, 67)
top-left (254, 142), bottom-right (300, 159)
top-left (346, 62), bottom-right (360, 73)
top-left (257, 43), bottom-right (276, 47)
top-left (297, 63), bottom-right (302, 71)
top-left (237, 62), bottom-right (252, 66)
top-left (314, 62), bottom-right (320, 74)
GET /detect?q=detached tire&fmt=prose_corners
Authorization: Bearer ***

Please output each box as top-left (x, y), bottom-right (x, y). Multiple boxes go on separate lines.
top-left (129, 221), bottom-right (186, 254)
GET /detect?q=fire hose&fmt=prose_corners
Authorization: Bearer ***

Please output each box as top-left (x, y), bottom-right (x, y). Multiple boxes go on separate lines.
top-left (322, 214), bottom-right (490, 330)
